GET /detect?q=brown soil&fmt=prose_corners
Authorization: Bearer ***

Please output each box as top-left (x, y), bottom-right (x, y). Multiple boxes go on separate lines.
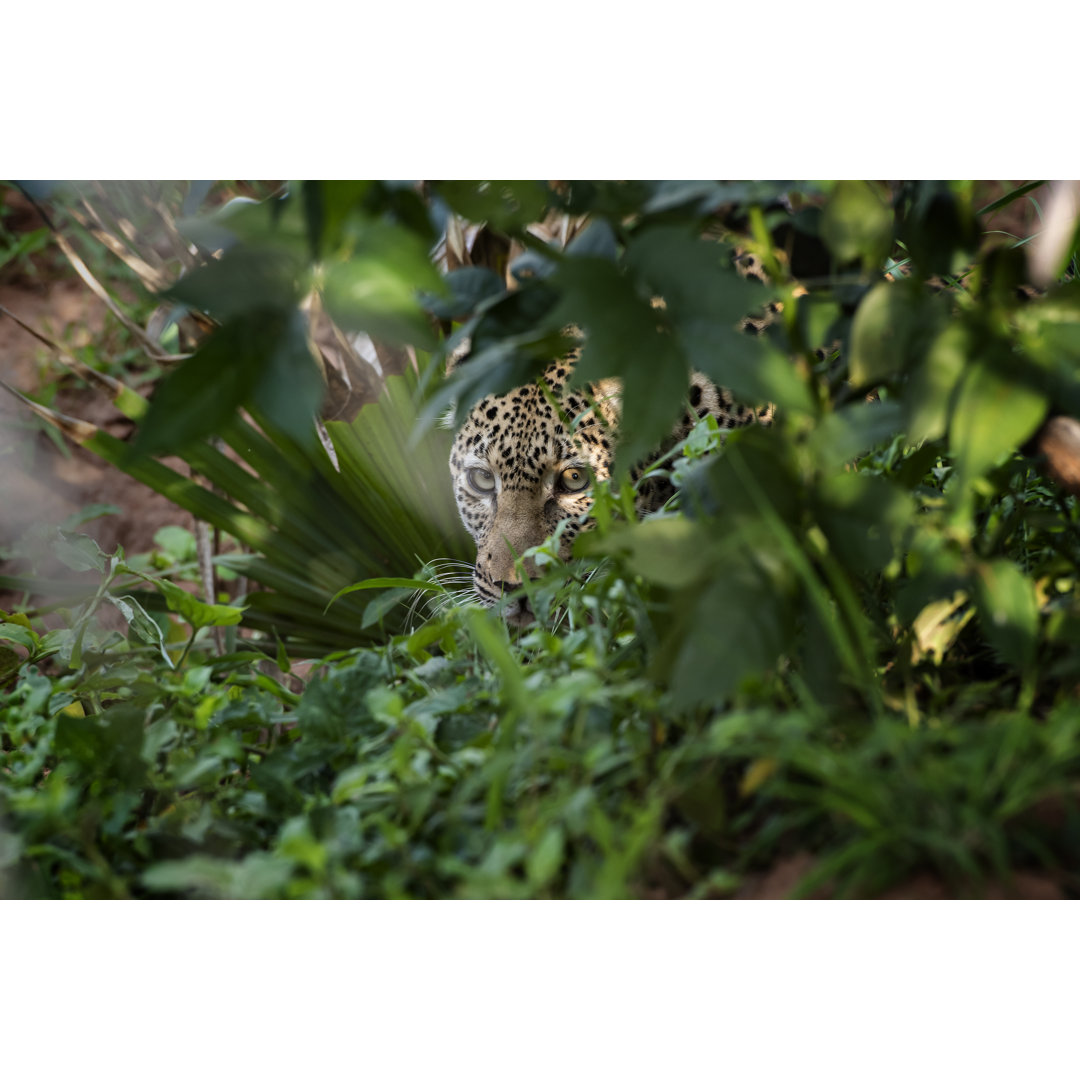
top-left (0, 263), bottom-right (191, 606)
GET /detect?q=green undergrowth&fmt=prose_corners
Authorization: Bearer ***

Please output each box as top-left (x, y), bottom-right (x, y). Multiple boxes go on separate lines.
top-left (4, 427), bottom-right (1080, 899)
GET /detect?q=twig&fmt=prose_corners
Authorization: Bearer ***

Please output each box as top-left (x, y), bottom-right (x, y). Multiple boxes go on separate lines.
top-left (195, 517), bottom-right (223, 657)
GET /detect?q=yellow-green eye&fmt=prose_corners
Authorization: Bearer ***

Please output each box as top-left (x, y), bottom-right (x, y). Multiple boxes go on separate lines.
top-left (467, 467), bottom-right (496, 494)
top-left (558, 466), bottom-right (591, 493)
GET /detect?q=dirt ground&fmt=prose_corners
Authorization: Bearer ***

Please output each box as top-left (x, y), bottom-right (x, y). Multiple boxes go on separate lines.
top-left (0, 194), bottom-right (192, 604)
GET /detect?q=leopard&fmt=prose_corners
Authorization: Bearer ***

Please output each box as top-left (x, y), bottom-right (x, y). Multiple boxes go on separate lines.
top-left (447, 256), bottom-right (777, 624)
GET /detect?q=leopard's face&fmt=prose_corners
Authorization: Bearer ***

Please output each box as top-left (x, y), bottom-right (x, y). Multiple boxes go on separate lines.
top-left (448, 359), bottom-right (619, 623)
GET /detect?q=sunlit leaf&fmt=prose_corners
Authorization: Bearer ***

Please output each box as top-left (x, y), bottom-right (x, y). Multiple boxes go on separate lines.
top-left (821, 181), bottom-right (893, 267)
top-left (949, 357), bottom-right (1046, 484)
top-left (155, 579), bottom-right (246, 630)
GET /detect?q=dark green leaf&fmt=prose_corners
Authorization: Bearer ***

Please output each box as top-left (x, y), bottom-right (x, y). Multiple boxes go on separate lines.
top-left (167, 247), bottom-right (302, 320)
top-left (577, 517), bottom-right (713, 589)
top-left (903, 321), bottom-right (971, 445)
top-left (0, 645), bottom-right (22, 683)
top-left (131, 312), bottom-right (275, 457)
top-left (424, 267), bottom-right (505, 321)
top-left (814, 472), bottom-right (914, 575)
top-left (551, 255), bottom-right (687, 473)
top-left (808, 401), bottom-right (904, 471)
top-left (973, 559), bottom-right (1039, 671)
top-left (436, 181), bottom-right (550, 231)
top-left (666, 557), bottom-right (790, 706)
top-left (301, 181), bottom-right (373, 260)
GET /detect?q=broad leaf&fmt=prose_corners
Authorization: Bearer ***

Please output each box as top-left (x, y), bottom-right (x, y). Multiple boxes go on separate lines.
top-left (949, 357), bottom-right (1046, 484)
top-left (973, 559), bottom-right (1039, 671)
top-left (155, 579), bottom-right (246, 630)
top-left (821, 181), bottom-right (893, 267)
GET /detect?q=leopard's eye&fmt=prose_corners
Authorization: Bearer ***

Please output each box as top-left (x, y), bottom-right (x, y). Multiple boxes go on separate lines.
top-left (558, 466), bottom-right (591, 493)
top-left (467, 467), bottom-right (496, 494)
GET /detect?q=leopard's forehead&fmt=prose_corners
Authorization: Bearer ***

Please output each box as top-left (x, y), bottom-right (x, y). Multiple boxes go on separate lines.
top-left (449, 361), bottom-right (615, 483)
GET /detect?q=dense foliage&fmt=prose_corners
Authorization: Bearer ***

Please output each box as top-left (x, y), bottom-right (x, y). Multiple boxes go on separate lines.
top-left (3, 180), bottom-right (1080, 898)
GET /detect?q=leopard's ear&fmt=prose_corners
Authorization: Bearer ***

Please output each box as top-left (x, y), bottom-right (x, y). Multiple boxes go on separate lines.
top-left (445, 338), bottom-right (471, 377)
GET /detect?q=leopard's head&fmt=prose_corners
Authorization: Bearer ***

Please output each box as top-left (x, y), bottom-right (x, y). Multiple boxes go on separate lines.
top-left (448, 358), bottom-right (620, 624)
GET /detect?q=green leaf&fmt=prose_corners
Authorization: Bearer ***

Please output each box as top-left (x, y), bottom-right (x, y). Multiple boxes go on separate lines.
top-left (910, 592), bottom-right (974, 665)
top-left (61, 503), bottom-right (121, 530)
top-left (54, 705), bottom-right (146, 786)
top-left (899, 183), bottom-right (979, 278)
top-left (436, 181), bottom-right (550, 231)
top-left (666, 557), bottom-right (790, 707)
top-left (51, 529), bottom-right (110, 574)
top-left (618, 226), bottom-right (814, 413)
top-left (326, 577), bottom-right (441, 612)
top-left (577, 517), bottom-right (713, 589)
top-left (977, 181), bottom-right (1046, 216)
top-left (949, 358), bottom-right (1047, 484)
top-left (526, 825), bottom-right (565, 888)
top-left (848, 281), bottom-right (942, 387)
top-left (973, 559), bottom-right (1039, 671)
top-left (361, 588), bottom-right (414, 630)
top-left (141, 856), bottom-right (237, 897)
top-left (808, 400), bottom-right (904, 471)
top-left (167, 247), bottom-right (302, 320)
top-left (551, 255), bottom-right (687, 474)
top-left (247, 309), bottom-right (326, 449)
top-left (322, 221), bottom-right (443, 348)
top-left (0, 225), bottom-right (49, 273)
top-left (301, 180), bottom-right (373, 260)
top-left (168, 247), bottom-right (304, 319)
top-left (468, 280), bottom-right (562, 355)
top-left (154, 578), bottom-right (246, 630)
top-left (424, 267), bottom-right (505, 321)
top-left (465, 609), bottom-right (526, 714)
top-left (814, 472), bottom-right (914, 575)
top-left (0, 624), bottom-right (39, 652)
top-left (566, 220), bottom-right (617, 260)
top-left (106, 594), bottom-right (174, 668)
top-left (0, 645), bottom-right (22, 683)
top-left (131, 311), bottom-right (275, 457)
top-left (903, 321), bottom-right (972, 445)
top-left (821, 181), bottom-right (893, 267)
top-left (681, 425), bottom-right (801, 529)
top-left (153, 525), bottom-right (198, 564)
top-left (681, 322), bottom-right (814, 414)
top-left (625, 226), bottom-right (771, 327)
